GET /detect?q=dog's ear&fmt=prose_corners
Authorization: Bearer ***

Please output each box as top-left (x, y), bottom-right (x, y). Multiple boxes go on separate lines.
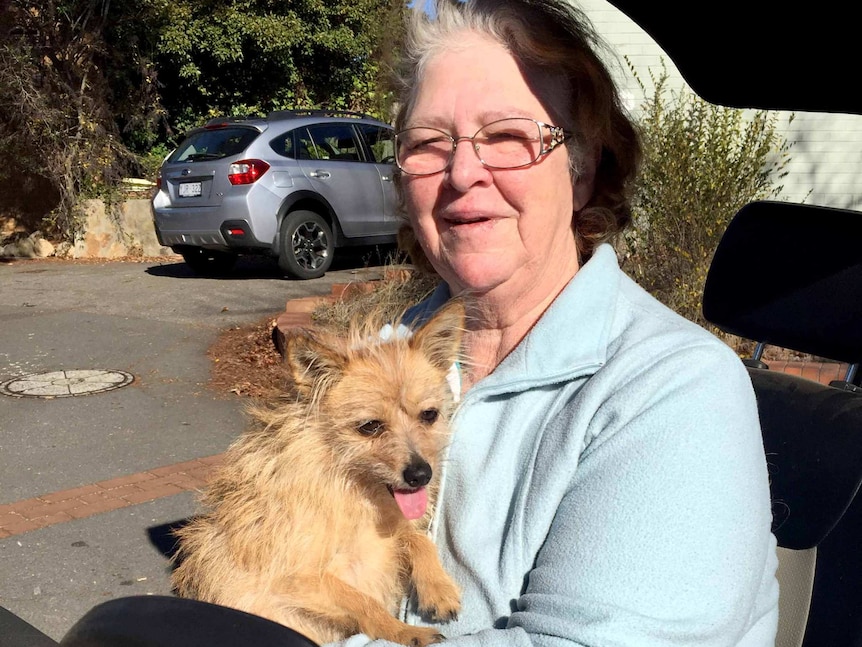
top-left (409, 299), bottom-right (465, 371)
top-left (283, 330), bottom-right (346, 394)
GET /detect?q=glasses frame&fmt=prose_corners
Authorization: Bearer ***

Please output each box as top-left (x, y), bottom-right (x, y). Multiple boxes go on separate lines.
top-left (394, 117), bottom-right (573, 176)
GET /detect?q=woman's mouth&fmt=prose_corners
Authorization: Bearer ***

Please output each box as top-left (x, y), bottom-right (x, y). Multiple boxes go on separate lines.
top-left (441, 212), bottom-right (496, 228)
top-left (447, 216), bottom-right (489, 225)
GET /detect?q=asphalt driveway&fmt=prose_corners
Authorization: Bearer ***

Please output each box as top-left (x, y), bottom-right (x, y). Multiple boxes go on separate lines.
top-left (0, 252), bottom-right (387, 641)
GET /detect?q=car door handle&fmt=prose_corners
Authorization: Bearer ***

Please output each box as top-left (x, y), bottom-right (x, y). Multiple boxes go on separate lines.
top-left (309, 170), bottom-right (331, 179)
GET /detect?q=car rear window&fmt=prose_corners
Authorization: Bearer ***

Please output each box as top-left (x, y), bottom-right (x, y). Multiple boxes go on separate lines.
top-left (168, 127), bottom-right (259, 163)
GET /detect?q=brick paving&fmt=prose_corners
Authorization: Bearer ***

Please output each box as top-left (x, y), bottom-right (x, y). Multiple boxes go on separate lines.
top-left (1, 282), bottom-right (852, 540)
top-left (0, 455), bottom-right (223, 539)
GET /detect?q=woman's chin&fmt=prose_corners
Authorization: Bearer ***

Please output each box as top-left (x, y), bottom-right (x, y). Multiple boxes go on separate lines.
top-left (442, 259), bottom-right (521, 296)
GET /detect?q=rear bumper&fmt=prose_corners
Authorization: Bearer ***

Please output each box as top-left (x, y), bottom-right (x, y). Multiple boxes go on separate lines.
top-left (217, 220), bottom-right (268, 249)
top-left (152, 202), bottom-right (270, 251)
top-left (155, 226), bottom-right (268, 251)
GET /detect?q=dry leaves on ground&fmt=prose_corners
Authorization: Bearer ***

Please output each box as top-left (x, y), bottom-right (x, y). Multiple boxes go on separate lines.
top-left (208, 317), bottom-right (290, 399)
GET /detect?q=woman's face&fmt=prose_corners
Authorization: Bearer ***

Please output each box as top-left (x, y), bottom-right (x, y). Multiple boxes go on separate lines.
top-left (401, 32), bottom-right (591, 298)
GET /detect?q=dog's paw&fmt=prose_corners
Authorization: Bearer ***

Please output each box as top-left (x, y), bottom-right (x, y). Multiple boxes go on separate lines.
top-left (425, 599), bottom-right (460, 623)
top-left (416, 576), bottom-right (461, 622)
top-left (394, 626), bottom-right (446, 647)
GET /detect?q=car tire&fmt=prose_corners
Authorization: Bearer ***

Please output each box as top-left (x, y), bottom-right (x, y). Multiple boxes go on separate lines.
top-left (278, 210), bottom-right (334, 280)
top-left (178, 247), bottom-right (237, 276)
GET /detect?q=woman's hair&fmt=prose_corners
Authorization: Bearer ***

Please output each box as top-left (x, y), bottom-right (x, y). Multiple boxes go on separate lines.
top-left (393, 0), bottom-right (642, 269)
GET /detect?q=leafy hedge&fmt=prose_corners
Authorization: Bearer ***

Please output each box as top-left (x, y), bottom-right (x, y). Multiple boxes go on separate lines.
top-left (620, 66), bottom-right (794, 327)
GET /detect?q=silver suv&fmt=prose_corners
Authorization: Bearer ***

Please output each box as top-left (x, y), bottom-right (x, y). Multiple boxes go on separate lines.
top-left (151, 110), bottom-right (398, 279)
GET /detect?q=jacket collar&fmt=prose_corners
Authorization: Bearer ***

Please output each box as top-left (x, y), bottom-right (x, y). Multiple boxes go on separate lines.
top-left (481, 243), bottom-right (619, 391)
top-left (412, 244), bottom-right (621, 393)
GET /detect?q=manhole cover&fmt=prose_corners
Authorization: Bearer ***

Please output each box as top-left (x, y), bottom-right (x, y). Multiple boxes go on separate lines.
top-left (0, 370), bottom-right (135, 398)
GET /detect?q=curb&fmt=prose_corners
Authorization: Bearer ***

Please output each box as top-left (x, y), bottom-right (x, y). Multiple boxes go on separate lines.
top-left (272, 280), bottom-right (380, 356)
top-left (273, 282), bottom-right (851, 390)
top-left (759, 360), bottom-right (851, 385)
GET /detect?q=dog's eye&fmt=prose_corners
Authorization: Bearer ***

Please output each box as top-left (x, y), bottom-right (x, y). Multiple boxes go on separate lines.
top-left (357, 420), bottom-right (385, 436)
top-left (419, 409), bottom-right (439, 424)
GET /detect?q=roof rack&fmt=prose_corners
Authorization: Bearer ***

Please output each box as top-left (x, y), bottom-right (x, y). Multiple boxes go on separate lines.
top-left (266, 109), bottom-right (378, 121)
top-left (202, 115), bottom-right (266, 128)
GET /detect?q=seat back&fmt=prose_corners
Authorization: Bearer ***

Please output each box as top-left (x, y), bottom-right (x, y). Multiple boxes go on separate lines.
top-left (703, 201), bottom-right (862, 647)
top-left (751, 369), bottom-right (862, 647)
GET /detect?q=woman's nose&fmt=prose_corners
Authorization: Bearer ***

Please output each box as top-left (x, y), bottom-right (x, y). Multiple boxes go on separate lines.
top-left (447, 138), bottom-right (489, 190)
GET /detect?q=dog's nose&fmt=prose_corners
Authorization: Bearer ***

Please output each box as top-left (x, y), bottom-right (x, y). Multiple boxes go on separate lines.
top-left (403, 457), bottom-right (432, 488)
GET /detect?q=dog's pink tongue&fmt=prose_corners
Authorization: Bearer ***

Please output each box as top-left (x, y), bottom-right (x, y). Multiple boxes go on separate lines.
top-left (393, 487), bottom-right (428, 520)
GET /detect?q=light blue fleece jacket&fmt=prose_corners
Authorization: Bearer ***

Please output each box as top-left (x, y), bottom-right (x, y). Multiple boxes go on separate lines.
top-left (338, 244), bottom-right (779, 647)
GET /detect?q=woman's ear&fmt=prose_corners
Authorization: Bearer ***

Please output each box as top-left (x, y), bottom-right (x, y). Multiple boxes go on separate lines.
top-left (573, 144), bottom-right (599, 211)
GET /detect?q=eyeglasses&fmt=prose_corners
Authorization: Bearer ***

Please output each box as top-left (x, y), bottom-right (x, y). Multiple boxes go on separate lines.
top-left (394, 117), bottom-right (573, 176)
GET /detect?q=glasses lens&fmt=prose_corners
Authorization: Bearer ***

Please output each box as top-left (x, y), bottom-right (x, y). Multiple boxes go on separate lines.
top-left (475, 118), bottom-right (542, 169)
top-left (395, 128), bottom-right (452, 175)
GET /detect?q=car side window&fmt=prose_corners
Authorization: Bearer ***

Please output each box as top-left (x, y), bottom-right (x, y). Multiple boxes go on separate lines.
top-left (305, 124), bottom-right (363, 162)
top-left (294, 128), bottom-right (319, 160)
top-left (269, 132), bottom-right (296, 159)
top-left (357, 124), bottom-right (395, 164)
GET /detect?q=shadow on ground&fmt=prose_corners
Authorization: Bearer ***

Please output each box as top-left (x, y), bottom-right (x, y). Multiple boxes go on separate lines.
top-left (148, 519), bottom-right (191, 565)
top-left (145, 245), bottom-right (399, 280)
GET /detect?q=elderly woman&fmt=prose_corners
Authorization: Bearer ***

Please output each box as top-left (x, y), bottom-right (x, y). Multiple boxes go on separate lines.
top-left (344, 1), bottom-right (779, 645)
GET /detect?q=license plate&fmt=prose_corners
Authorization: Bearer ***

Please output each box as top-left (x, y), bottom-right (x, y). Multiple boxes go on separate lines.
top-left (178, 182), bottom-right (202, 198)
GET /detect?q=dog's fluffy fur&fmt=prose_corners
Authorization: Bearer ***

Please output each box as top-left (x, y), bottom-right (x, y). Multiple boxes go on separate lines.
top-left (171, 301), bottom-right (464, 646)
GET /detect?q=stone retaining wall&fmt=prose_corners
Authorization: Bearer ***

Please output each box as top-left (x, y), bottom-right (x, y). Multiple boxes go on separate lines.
top-left (0, 198), bottom-right (173, 259)
top-left (73, 198), bottom-right (172, 258)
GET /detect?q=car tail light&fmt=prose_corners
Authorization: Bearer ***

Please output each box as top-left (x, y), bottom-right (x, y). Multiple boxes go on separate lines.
top-left (228, 159), bottom-right (270, 185)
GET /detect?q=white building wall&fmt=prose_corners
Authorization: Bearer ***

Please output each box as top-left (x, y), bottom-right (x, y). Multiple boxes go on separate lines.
top-left (579, 0), bottom-right (862, 211)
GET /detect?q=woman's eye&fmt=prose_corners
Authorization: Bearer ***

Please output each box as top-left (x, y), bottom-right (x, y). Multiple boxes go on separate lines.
top-left (357, 420), bottom-right (385, 436)
top-left (410, 136), bottom-right (448, 152)
top-left (486, 131), bottom-right (527, 142)
top-left (419, 409), bottom-right (439, 424)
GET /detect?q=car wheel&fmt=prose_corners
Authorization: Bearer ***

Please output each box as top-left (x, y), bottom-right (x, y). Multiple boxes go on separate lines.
top-left (278, 210), bottom-right (334, 280)
top-left (178, 247), bottom-right (237, 276)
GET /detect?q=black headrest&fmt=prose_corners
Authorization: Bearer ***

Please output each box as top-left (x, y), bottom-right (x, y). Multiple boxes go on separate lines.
top-left (703, 201), bottom-right (862, 364)
top-left (60, 596), bottom-right (318, 647)
top-left (750, 369), bottom-right (862, 550)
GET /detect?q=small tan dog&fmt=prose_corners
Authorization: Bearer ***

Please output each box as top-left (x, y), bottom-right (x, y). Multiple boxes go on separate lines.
top-left (171, 301), bottom-right (464, 646)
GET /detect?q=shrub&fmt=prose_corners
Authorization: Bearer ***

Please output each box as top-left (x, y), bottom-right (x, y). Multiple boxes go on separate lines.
top-left (620, 65), bottom-right (793, 328)
top-left (0, 24), bottom-right (140, 241)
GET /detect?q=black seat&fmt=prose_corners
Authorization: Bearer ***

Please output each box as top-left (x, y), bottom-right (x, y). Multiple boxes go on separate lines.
top-left (751, 369), bottom-right (862, 646)
top-left (703, 200), bottom-right (862, 647)
top-left (58, 595), bottom-right (318, 647)
top-left (0, 605), bottom-right (60, 647)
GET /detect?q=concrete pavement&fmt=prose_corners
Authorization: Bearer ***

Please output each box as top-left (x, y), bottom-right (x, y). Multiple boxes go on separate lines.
top-left (0, 253), bottom-right (385, 641)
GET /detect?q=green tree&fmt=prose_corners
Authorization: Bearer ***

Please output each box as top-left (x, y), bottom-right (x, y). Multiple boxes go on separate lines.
top-left (0, 0), bottom-right (150, 237)
top-left (621, 66), bottom-right (794, 327)
top-left (150, 0), bottom-right (403, 136)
